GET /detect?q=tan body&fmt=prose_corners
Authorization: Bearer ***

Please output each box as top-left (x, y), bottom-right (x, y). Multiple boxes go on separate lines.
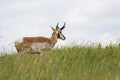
top-left (15, 23), bottom-right (66, 53)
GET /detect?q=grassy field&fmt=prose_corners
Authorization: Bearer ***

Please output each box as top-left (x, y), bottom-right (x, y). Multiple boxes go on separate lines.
top-left (0, 44), bottom-right (120, 80)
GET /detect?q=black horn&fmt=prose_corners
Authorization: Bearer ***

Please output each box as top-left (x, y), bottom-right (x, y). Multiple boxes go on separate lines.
top-left (61, 22), bottom-right (66, 30)
top-left (56, 23), bottom-right (59, 29)
top-left (57, 23), bottom-right (59, 26)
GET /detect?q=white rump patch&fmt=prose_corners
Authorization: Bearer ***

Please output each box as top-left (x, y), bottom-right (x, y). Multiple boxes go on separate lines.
top-left (15, 38), bottom-right (23, 46)
top-left (31, 42), bottom-right (47, 52)
top-left (15, 39), bottom-right (23, 43)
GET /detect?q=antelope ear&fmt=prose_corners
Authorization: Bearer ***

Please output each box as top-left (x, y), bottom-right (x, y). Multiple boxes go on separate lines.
top-left (51, 26), bottom-right (55, 31)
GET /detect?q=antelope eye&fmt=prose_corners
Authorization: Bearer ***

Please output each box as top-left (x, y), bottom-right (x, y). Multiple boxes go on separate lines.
top-left (57, 33), bottom-right (60, 37)
top-left (59, 31), bottom-right (62, 33)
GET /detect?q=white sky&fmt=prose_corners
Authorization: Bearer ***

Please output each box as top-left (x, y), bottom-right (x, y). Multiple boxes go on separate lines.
top-left (0, 0), bottom-right (120, 52)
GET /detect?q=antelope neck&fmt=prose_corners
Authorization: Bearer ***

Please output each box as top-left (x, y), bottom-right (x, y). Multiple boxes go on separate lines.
top-left (50, 31), bottom-right (58, 47)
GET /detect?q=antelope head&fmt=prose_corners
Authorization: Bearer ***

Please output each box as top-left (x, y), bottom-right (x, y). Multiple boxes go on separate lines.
top-left (51, 22), bottom-right (66, 40)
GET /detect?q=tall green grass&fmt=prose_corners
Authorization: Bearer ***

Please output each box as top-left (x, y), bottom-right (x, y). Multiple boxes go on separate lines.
top-left (0, 44), bottom-right (120, 80)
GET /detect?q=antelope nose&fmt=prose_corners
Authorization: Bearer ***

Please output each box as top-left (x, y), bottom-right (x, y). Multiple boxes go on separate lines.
top-left (62, 35), bottom-right (66, 40)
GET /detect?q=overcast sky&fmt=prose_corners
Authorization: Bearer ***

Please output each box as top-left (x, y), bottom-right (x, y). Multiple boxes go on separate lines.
top-left (0, 0), bottom-right (120, 52)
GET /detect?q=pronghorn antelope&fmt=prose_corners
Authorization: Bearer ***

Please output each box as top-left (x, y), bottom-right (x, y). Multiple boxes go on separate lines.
top-left (15, 23), bottom-right (66, 54)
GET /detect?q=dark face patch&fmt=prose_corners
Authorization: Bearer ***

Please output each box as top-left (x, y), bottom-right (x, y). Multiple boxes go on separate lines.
top-left (57, 31), bottom-right (66, 40)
